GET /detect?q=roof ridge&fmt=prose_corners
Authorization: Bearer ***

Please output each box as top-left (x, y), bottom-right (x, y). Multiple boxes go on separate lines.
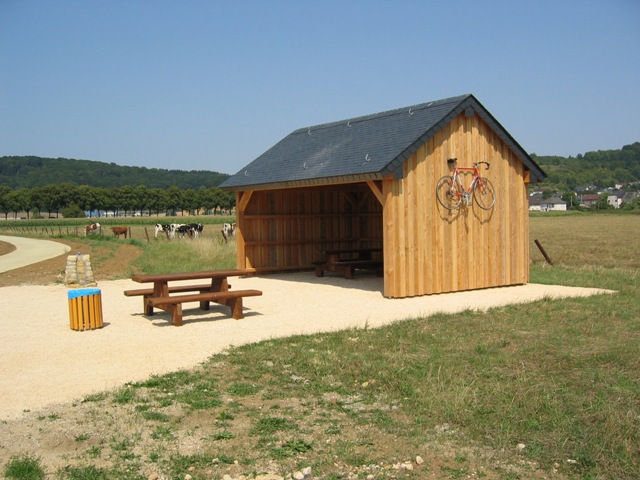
top-left (294, 94), bottom-right (472, 135)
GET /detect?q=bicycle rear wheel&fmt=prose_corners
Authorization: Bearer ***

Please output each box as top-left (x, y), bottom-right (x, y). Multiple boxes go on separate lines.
top-left (436, 176), bottom-right (462, 210)
top-left (473, 177), bottom-right (496, 210)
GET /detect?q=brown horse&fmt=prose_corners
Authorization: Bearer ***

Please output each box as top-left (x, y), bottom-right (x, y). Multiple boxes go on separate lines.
top-left (110, 226), bottom-right (128, 239)
top-left (84, 223), bottom-right (101, 236)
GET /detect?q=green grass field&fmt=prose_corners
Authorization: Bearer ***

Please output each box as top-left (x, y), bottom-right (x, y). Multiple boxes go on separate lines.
top-left (2, 212), bottom-right (639, 480)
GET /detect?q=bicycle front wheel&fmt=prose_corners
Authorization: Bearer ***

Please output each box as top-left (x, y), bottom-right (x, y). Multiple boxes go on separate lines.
top-left (436, 176), bottom-right (462, 210)
top-left (473, 177), bottom-right (496, 210)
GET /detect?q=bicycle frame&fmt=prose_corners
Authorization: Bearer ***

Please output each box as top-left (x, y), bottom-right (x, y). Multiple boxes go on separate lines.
top-left (449, 162), bottom-right (486, 205)
top-left (436, 158), bottom-right (495, 210)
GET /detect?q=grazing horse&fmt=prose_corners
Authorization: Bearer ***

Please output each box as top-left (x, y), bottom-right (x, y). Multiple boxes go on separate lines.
top-left (110, 226), bottom-right (128, 239)
top-left (84, 223), bottom-right (101, 236)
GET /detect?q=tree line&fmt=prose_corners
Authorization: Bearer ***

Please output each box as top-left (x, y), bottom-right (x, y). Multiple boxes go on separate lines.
top-left (0, 156), bottom-right (231, 189)
top-left (0, 184), bottom-right (236, 219)
top-left (532, 142), bottom-right (640, 190)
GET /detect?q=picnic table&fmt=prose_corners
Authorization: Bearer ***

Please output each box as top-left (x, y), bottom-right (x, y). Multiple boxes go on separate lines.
top-left (313, 248), bottom-right (383, 279)
top-left (124, 269), bottom-right (262, 326)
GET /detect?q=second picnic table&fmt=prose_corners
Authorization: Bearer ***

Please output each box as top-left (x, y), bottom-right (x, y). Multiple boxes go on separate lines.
top-left (124, 269), bottom-right (261, 326)
top-left (313, 248), bottom-right (383, 279)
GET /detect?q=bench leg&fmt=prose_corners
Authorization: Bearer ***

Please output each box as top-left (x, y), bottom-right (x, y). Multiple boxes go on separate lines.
top-left (169, 304), bottom-right (183, 326)
top-left (344, 265), bottom-right (354, 279)
top-left (143, 296), bottom-right (154, 316)
top-left (228, 297), bottom-right (244, 320)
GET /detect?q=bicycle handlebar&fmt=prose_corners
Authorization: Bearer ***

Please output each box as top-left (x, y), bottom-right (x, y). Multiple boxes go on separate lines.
top-left (448, 158), bottom-right (490, 169)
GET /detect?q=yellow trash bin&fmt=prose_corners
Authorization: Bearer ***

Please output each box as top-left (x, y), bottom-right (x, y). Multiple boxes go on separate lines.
top-left (68, 288), bottom-right (103, 331)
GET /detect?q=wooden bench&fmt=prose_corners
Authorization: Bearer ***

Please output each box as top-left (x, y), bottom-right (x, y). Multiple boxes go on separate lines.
top-left (123, 283), bottom-right (215, 297)
top-left (311, 260), bottom-right (327, 277)
top-left (145, 289), bottom-right (263, 326)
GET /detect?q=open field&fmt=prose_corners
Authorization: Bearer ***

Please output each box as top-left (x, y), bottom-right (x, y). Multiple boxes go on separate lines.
top-left (0, 212), bottom-right (638, 480)
top-left (529, 212), bottom-right (640, 270)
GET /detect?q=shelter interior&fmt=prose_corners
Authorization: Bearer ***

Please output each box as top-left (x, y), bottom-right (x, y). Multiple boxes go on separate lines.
top-left (236, 182), bottom-right (383, 270)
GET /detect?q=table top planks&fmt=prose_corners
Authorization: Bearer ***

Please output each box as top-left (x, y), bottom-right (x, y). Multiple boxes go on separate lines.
top-left (131, 269), bottom-right (252, 283)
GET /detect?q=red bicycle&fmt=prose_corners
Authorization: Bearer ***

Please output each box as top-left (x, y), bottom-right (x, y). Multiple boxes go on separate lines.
top-left (436, 158), bottom-right (496, 210)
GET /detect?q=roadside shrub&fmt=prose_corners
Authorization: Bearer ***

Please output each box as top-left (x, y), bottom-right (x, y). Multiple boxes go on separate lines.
top-left (61, 204), bottom-right (86, 218)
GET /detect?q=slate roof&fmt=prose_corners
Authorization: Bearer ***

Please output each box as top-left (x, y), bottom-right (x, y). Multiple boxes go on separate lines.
top-left (220, 94), bottom-right (545, 191)
top-left (542, 197), bottom-right (567, 205)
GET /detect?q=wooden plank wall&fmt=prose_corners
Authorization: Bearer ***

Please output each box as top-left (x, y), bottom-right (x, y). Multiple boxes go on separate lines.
top-left (382, 112), bottom-right (530, 298)
top-left (238, 185), bottom-right (383, 271)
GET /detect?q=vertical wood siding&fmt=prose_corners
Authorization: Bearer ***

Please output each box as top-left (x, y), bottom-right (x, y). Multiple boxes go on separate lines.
top-left (382, 112), bottom-right (529, 297)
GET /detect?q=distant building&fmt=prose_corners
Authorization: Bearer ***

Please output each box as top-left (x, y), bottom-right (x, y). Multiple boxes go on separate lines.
top-left (608, 191), bottom-right (624, 209)
top-left (540, 197), bottom-right (567, 211)
top-left (579, 194), bottom-right (600, 208)
top-left (528, 196), bottom-right (542, 211)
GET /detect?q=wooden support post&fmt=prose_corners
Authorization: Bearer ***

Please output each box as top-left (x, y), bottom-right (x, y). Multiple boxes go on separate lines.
top-left (236, 190), bottom-right (253, 269)
top-left (534, 239), bottom-right (553, 265)
top-left (366, 180), bottom-right (385, 206)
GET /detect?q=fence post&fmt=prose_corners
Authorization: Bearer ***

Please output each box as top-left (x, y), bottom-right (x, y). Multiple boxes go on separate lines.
top-left (534, 239), bottom-right (553, 265)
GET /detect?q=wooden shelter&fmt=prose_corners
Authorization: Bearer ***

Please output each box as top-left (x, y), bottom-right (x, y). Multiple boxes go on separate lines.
top-left (220, 94), bottom-right (546, 298)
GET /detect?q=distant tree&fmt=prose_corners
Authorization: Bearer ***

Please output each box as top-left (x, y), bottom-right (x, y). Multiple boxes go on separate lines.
top-left (182, 188), bottom-right (199, 216)
top-left (148, 188), bottom-right (168, 216)
top-left (36, 184), bottom-right (69, 217)
top-left (30, 186), bottom-right (46, 216)
top-left (101, 187), bottom-right (119, 216)
top-left (74, 185), bottom-right (100, 216)
top-left (622, 196), bottom-right (640, 210)
top-left (9, 189), bottom-right (32, 218)
top-left (561, 191), bottom-right (577, 209)
top-left (118, 186), bottom-right (135, 216)
top-left (165, 186), bottom-right (183, 215)
top-left (541, 188), bottom-right (555, 200)
top-left (0, 156), bottom-right (230, 189)
top-left (62, 204), bottom-right (85, 218)
top-left (196, 187), bottom-right (211, 214)
top-left (133, 185), bottom-right (151, 216)
top-left (0, 185), bottom-right (13, 219)
top-left (220, 191), bottom-right (235, 214)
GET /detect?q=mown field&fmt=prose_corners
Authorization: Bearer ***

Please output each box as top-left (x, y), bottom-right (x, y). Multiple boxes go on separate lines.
top-left (1, 212), bottom-right (639, 480)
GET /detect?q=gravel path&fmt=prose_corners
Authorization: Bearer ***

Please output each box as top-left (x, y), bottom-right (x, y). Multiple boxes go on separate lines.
top-left (0, 272), bottom-right (612, 420)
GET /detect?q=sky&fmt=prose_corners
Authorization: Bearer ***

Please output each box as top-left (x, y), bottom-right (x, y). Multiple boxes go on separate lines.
top-left (1, 0), bottom-right (639, 175)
